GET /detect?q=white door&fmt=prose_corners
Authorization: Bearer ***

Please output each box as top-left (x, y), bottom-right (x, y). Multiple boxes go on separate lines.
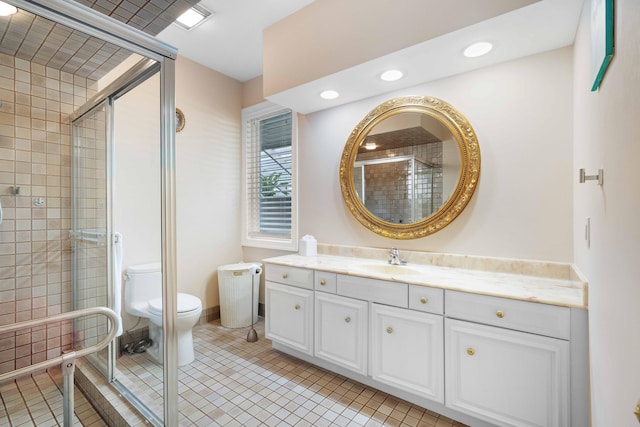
top-left (265, 281), bottom-right (314, 355)
top-left (315, 292), bottom-right (368, 375)
top-left (445, 318), bottom-right (569, 427)
top-left (371, 304), bottom-right (444, 403)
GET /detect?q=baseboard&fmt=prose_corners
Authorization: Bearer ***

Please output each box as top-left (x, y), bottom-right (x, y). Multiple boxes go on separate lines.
top-left (202, 304), bottom-right (265, 323)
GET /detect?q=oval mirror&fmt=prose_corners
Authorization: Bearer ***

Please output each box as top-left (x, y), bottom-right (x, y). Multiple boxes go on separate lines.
top-left (339, 96), bottom-right (480, 239)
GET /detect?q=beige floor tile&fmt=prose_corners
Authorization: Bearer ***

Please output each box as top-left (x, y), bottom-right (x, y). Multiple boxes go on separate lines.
top-left (0, 367), bottom-right (105, 426)
top-left (3, 318), bottom-right (470, 426)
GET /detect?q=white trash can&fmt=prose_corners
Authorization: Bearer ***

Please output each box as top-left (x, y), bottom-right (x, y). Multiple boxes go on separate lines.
top-left (218, 263), bottom-right (262, 328)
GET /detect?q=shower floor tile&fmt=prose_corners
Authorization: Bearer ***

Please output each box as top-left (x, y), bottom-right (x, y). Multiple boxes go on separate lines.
top-left (117, 319), bottom-right (469, 427)
top-left (0, 366), bottom-right (107, 427)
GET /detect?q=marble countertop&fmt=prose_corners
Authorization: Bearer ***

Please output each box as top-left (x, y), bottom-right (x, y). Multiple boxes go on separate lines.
top-left (262, 245), bottom-right (588, 309)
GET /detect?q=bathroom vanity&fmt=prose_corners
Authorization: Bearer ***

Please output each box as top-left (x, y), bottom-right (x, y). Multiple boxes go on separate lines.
top-left (263, 246), bottom-right (588, 427)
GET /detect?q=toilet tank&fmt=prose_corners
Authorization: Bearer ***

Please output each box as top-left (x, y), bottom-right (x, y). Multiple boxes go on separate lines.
top-left (124, 262), bottom-right (162, 313)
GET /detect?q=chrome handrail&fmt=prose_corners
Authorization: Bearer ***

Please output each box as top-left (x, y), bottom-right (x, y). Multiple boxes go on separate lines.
top-left (0, 306), bottom-right (119, 383)
top-left (0, 307), bottom-right (120, 426)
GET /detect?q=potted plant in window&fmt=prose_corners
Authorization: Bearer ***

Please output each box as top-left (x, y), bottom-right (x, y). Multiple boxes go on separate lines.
top-left (260, 172), bottom-right (289, 197)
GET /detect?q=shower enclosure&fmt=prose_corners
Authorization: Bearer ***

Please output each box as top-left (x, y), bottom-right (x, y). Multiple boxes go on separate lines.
top-left (71, 101), bottom-right (111, 377)
top-left (354, 155), bottom-right (440, 223)
top-left (70, 60), bottom-right (165, 424)
top-left (0, 1), bottom-right (179, 425)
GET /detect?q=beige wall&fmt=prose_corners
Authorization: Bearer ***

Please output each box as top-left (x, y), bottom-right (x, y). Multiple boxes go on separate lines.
top-left (113, 75), bottom-right (161, 269)
top-left (244, 46), bottom-right (574, 304)
top-left (113, 74), bottom-right (161, 332)
top-left (114, 56), bottom-right (243, 324)
top-left (174, 56), bottom-right (244, 310)
top-left (300, 47), bottom-right (574, 261)
top-left (242, 75), bottom-right (264, 108)
top-left (573, 0), bottom-right (640, 424)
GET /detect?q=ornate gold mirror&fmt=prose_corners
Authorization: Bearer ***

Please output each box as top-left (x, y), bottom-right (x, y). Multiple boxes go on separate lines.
top-left (339, 96), bottom-right (480, 239)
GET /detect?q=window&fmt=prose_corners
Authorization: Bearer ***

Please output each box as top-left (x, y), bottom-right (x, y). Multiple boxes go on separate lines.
top-left (242, 101), bottom-right (298, 250)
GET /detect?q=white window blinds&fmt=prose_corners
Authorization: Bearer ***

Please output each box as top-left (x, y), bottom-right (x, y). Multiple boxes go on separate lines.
top-left (242, 102), bottom-right (298, 250)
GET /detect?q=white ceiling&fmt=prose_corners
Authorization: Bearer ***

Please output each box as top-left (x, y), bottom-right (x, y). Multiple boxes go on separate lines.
top-left (157, 0), bottom-right (585, 113)
top-left (156, 0), bottom-right (315, 82)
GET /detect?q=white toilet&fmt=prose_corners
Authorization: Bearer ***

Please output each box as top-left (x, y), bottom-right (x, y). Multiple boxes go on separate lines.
top-left (124, 262), bottom-right (202, 366)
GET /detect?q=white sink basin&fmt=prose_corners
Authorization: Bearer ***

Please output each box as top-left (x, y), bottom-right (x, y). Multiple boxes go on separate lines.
top-left (352, 263), bottom-right (424, 276)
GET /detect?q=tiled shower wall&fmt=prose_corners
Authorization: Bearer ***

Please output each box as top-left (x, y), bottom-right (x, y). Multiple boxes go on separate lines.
top-left (356, 142), bottom-right (443, 223)
top-left (0, 53), bottom-right (97, 374)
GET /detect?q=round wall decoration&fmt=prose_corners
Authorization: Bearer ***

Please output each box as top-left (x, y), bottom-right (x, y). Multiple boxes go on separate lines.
top-left (176, 108), bottom-right (185, 132)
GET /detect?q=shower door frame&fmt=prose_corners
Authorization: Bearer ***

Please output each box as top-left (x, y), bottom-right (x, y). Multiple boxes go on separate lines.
top-left (71, 98), bottom-right (112, 380)
top-left (71, 59), bottom-right (165, 425)
top-left (10, 1), bottom-right (180, 425)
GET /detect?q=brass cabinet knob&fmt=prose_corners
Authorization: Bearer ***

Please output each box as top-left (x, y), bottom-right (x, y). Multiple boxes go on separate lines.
top-left (294, 304), bottom-right (300, 310)
top-left (634, 400), bottom-right (640, 423)
top-left (386, 326), bottom-right (393, 334)
top-left (420, 297), bottom-right (428, 304)
top-left (320, 280), bottom-right (326, 286)
top-left (467, 348), bottom-right (475, 356)
top-left (496, 310), bottom-right (505, 318)
top-left (344, 316), bottom-right (351, 323)
top-left (282, 273), bottom-right (288, 279)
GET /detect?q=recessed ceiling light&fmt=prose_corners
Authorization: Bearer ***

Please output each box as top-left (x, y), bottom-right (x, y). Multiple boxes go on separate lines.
top-left (364, 142), bottom-right (377, 150)
top-left (0, 1), bottom-right (17, 16)
top-left (380, 70), bottom-right (403, 82)
top-left (463, 42), bottom-right (493, 58)
top-left (320, 90), bottom-right (339, 100)
top-left (175, 5), bottom-right (212, 30)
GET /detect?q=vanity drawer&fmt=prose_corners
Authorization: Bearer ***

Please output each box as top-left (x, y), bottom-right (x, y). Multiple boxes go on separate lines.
top-left (265, 264), bottom-right (314, 290)
top-left (409, 285), bottom-right (444, 315)
top-left (315, 271), bottom-right (337, 293)
top-left (445, 290), bottom-right (570, 339)
top-left (337, 274), bottom-right (408, 308)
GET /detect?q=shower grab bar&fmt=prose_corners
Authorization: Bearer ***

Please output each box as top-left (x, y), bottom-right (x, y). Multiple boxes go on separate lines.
top-left (69, 229), bottom-right (107, 246)
top-left (0, 307), bottom-right (120, 427)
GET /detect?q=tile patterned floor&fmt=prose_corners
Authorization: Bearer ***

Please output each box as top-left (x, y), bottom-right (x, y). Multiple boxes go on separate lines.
top-left (115, 319), bottom-right (469, 427)
top-left (1, 318), bottom-right (470, 426)
top-left (0, 366), bottom-right (107, 427)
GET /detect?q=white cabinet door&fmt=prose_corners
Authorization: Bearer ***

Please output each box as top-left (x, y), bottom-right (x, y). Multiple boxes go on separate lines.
top-left (371, 304), bottom-right (444, 403)
top-left (314, 292), bottom-right (368, 375)
top-left (445, 318), bottom-right (569, 427)
top-left (265, 281), bottom-right (314, 355)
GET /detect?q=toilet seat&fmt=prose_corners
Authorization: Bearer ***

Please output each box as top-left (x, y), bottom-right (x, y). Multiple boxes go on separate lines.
top-left (148, 293), bottom-right (201, 317)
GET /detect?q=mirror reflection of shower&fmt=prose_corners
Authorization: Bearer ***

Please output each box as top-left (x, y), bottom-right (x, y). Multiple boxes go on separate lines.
top-left (352, 111), bottom-right (458, 225)
top-left (354, 155), bottom-right (441, 224)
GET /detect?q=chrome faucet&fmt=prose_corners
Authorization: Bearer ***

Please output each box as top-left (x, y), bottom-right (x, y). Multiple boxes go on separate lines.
top-left (388, 247), bottom-right (407, 265)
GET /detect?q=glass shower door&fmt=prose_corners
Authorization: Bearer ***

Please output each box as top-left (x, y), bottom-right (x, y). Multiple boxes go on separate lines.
top-left (71, 101), bottom-right (114, 380)
top-left (71, 68), bottom-right (165, 425)
top-left (7, 1), bottom-right (178, 423)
